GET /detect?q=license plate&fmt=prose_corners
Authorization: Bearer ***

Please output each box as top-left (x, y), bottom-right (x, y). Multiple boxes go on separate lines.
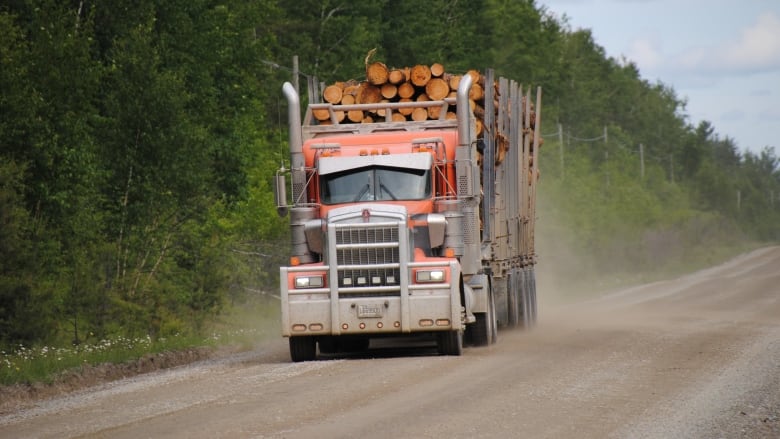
top-left (357, 304), bottom-right (383, 318)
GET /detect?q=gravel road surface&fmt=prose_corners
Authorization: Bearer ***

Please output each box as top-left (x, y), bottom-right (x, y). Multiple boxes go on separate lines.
top-left (2, 247), bottom-right (778, 438)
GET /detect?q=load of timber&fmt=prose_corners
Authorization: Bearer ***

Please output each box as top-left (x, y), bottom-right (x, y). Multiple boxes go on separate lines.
top-left (316, 60), bottom-right (542, 167)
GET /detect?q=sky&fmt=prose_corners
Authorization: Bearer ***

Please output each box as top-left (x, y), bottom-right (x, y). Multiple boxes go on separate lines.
top-left (541, 0), bottom-right (780, 155)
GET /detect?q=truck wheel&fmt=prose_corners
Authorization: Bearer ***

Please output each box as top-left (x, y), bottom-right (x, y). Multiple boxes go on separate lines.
top-left (519, 268), bottom-right (531, 329)
top-left (529, 268), bottom-right (538, 326)
top-left (507, 273), bottom-right (519, 328)
top-left (469, 286), bottom-right (496, 346)
top-left (489, 286), bottom-right (498, 344)
top-left (289, 336), bottom-right (316, 362)
top-left (437, 330), bottom-right (463, 356)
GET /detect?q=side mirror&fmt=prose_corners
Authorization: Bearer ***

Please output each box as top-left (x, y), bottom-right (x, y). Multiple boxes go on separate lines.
top-left (427, 213), bottom-right (447, 248)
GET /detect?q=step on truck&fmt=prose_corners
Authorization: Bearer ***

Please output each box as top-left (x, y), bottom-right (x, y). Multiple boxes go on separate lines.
top-left (274, 68), bottom-right (541, 362)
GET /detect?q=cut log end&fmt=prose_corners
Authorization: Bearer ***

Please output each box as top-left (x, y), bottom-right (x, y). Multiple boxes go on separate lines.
top-left (410, 64), bottom-right (432, 87)
top-left (425, 78), bottom-right (450, 101)
top-left (366, 61), bottom-right (389, 86)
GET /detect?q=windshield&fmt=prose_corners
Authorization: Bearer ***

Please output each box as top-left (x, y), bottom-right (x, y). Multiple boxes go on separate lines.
top-left (321, 166), bottom-right (431, 204)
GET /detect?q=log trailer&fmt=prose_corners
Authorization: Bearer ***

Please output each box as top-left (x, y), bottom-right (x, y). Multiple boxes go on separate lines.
top-left (274, 68), bottom-right (541, 362)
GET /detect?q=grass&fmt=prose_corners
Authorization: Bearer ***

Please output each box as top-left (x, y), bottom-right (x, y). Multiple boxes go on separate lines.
top-left (0, 298), bottom-right (282, 387)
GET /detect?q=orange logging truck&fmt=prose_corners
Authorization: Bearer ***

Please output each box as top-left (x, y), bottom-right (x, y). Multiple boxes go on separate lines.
top-left (274, 67), bottom-right (541, 361)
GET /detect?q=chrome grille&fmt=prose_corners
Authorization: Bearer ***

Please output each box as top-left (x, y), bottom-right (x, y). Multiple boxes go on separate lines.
top-left (335, 224), bottom-right (401, 291)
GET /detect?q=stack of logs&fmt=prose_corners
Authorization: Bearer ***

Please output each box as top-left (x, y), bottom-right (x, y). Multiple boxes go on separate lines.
top-left (317, 62), bottom-right (486, 132)
top-left (317, 61), bottom-right (540, 168)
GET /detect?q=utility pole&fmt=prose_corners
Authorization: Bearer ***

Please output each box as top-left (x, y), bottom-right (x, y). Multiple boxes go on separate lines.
top-left (558, 123), bottom-right (564, 180)
top-left (639, 143), bottom-right (645, 180)
top-left (604, 126), bottom-right (609, 189)
top-left (737, 190), bottom-right (741, 211)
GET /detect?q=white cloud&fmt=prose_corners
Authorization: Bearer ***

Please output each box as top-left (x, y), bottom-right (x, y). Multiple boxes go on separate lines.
top-left (627, 37), bottom-right (663, 70)
top-left (718, 12), bottom-right (780, 73)
top-left (670, 11), bottom-right (780, 76)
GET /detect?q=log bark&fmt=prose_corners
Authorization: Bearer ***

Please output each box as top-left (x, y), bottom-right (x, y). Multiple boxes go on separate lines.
top-left (466, 69), bottom-right (483, 86)
top-left (356, 82), bottom-right (382, 104)
top-left (343, 84), bottom-right (359, 101)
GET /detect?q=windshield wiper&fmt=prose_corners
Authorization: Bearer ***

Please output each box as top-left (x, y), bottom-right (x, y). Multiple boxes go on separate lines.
top-left (379, 177), bottom-right (398, 200)
top-left (353, 183), bottom-right (371, 202)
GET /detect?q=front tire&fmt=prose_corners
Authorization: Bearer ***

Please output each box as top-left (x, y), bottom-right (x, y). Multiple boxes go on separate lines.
top-left (289, 336), bottom-right (316, 362)
top-left (468, 284), bottom-right (497, 346)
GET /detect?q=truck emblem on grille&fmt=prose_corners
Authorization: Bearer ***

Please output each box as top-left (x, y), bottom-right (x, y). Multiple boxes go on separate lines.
top-left (362, 209), bottom-right (370, 222)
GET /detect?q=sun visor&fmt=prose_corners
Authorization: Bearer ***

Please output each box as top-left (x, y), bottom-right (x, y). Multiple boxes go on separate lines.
top-left (318, 152), bottom-right (432, 175)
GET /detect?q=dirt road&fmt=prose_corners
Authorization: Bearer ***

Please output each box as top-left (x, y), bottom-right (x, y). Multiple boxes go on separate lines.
top-left (2, 247), bottom-right (779, 438)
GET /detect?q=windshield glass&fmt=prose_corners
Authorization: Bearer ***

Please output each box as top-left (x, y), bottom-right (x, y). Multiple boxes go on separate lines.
top-left (321, 166), bottom-right (431, 204)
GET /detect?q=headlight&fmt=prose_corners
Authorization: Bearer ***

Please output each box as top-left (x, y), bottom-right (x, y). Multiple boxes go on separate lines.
top-left (294, 275), bottom-right (324, 289)
top-left (416, 269), bottom-right (445, 283)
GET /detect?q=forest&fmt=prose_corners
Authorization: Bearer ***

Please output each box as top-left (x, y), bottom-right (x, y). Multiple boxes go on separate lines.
top-left (1, 0), bottom-right (778, 349)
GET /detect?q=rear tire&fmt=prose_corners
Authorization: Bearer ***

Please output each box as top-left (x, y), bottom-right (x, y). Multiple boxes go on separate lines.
top-left (437, 330), bottom-right (463, 356)
top-left (519, 268), bottom-right (531, 328)
top-left (289, 336), bottom-right (316, 362)
top-left (507, 273), bottom-right (519, 328)
top-left (529, 267), bottom-right (538, 326)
